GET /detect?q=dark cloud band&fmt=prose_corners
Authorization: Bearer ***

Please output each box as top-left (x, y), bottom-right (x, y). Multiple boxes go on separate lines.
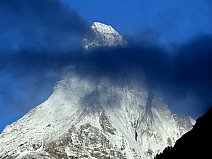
top-left (1, 35), bottom-right (212, 119)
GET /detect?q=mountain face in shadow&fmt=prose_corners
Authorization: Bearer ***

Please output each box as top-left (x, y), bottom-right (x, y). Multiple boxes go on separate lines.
top-left (155, 107), bottom-right (212, 159)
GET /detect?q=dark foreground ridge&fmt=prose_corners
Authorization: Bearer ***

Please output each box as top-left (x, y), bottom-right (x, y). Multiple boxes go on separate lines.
top-left (155, 107), bottom-right (212, 159)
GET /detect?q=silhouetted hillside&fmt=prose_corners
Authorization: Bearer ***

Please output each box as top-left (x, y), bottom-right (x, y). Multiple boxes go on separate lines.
top-left (155, 107), bottom-right (212, 159)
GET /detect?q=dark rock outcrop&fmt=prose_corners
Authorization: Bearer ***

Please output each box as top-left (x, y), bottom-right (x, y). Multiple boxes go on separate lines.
top-left (155, 107), bottom-right (212, 159)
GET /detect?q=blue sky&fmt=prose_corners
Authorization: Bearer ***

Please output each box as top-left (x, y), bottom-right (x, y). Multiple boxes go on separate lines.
top-left (0, 0), bottom-right (212, 132)
top-left (66, 0), bottom-right (212, 46)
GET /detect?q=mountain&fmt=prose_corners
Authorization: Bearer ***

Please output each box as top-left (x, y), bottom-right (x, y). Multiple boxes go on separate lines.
top-left (154, 107), bottom-right (212, 159)
top-left (0, 22), bottom-right (194, 159)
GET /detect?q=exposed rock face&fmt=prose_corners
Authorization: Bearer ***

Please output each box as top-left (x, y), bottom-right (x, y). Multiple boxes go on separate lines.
top-left (0, 22), bottom-right (194, 159)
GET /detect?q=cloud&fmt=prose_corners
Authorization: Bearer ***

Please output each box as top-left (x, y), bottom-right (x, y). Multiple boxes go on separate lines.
top-left (0, 0), bottom-right (88, 52)
top-left (1, 35), bottom-right (212, 119)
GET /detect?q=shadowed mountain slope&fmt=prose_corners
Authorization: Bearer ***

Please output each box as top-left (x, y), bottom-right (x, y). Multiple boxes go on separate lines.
top-left (155, 107), bottom-right (212, 159)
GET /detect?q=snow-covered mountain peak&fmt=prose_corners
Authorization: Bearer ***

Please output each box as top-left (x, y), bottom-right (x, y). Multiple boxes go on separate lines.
top-left (0, 22), bottom-right (195, 159)
top-left (83, 22), bottom-right (127, 49)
